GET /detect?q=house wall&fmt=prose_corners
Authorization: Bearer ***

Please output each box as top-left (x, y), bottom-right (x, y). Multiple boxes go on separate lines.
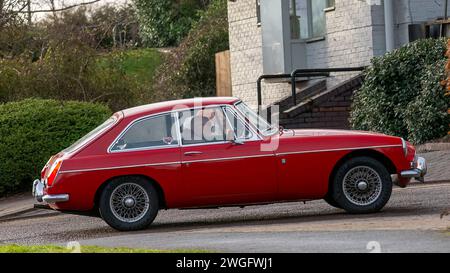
top-left (304, 0), bottom-right (376, 87)
top-left (228, 0), bottom-right (291, 108)
top-left (228, 0), bottom-right (448, 109)
top-left (395, 0), bottom-right (450, 47)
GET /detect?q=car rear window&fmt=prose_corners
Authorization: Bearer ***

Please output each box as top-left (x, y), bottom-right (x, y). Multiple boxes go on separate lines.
top-left (110, 113), bottom-right (179, 152)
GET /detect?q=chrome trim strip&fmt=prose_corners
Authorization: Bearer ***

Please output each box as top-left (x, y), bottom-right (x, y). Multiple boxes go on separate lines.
top-left (275, 144), bottom-right (403, 156)
top-left (61, 144), bottom-right (402, 174)
top-left (222, 105), bottom-right (260, 141)
top-left (59, 161), bottom-right (181, 174)
top-left (183, 153), bottom-right (273, 164)
top-left (174, 111), bottom-right (182, 146)
top-left (108, 144), bottom-right (180, 154)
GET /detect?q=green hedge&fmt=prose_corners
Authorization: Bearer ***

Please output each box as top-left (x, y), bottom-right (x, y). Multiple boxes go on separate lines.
top-left (0, 99), bottom-right (112, 196)
top-left (351, 38), bottom-right (450, 144)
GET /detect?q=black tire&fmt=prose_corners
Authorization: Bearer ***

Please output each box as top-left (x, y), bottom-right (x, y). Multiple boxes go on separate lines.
top-left (323, 194), bottom-right (342, 209)
top-left (331, 156), bottom-right (392, 214)
top-left (99, 176), bottom-right (159, 231)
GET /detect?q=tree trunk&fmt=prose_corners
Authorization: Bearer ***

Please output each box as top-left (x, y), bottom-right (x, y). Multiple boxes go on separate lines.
top-left (27, 0), bottom-right (31, 25)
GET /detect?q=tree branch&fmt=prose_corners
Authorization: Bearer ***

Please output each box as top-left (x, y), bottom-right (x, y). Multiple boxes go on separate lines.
top-left (16, 0), bottom-right (101, 14)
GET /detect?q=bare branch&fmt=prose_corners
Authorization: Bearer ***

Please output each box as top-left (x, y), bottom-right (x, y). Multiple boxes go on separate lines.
top-left (17, 0), bottom-right (101, 14)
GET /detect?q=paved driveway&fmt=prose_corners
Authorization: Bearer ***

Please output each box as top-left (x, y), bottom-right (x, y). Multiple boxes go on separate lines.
top-left (1, 182), bottom-right (449, 252)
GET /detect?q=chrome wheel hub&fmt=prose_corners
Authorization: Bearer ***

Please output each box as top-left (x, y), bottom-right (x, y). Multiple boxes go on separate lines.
top-left (123, 197), bottom-right (136, 208)
top-left (110, 183), bottom-right (150, 223)
top-left (342, 166), bottom-right (382, 206)
top-left (357, 181), bottom-right (368, 191)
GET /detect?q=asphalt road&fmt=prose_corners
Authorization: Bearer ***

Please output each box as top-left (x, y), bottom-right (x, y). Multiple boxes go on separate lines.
top-left (0, 182), bottom-right (449, 252)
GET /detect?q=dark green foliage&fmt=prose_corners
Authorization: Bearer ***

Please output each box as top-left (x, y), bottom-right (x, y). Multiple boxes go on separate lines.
top-left (134, 0), bottom-right (209, 47)
top-left (0, 99), bottom-right (112, 196)
top-left (152, 0), bottom-right (229, 101)
top-left (351, 39), bottom-right (450, 144)
top-left (405, 60), bottom-right (450, 144)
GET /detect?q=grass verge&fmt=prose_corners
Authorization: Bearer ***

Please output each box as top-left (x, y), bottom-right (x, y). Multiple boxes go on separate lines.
top-left (0, 244), bottom-right (208, 253)
top-left (100, 48), bottom-right (162, 85)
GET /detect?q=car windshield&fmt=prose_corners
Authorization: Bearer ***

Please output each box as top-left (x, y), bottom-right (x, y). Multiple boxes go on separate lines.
top-left (235, 101), bottom-right (277, 136)
top-left (63, 116), bottom-right (117, 153)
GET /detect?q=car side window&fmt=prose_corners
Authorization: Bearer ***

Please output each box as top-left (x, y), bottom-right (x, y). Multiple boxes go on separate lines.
top-left (110, 113), bottom-right (178, 152)
top-left (179, 107), bottom-right (233, 145)
top-left (223, 107), bottom-right (254, 140)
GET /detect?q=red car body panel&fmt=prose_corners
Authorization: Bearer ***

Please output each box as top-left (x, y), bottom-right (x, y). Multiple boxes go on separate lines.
top-left (42, 98), bottom-right (416, 212)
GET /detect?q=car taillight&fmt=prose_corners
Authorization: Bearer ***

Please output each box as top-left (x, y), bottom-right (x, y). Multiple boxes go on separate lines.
top-left (46, 160), bottom-right (62, 187)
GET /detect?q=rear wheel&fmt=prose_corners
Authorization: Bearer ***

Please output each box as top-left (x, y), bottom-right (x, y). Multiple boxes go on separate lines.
top-left (99, 176), bottom-right (159, 231)
top-left (331, 156), bottom-right (392, 214)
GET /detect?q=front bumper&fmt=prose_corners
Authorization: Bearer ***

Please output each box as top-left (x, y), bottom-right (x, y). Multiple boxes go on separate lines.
top-left (32, 179), bottom-right (69, 203)
top-left (400, 156), bottom-right (427, 182)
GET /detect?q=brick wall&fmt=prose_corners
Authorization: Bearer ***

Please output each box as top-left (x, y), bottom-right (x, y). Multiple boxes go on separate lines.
top-left (279, 75), bottom-right (363, 129)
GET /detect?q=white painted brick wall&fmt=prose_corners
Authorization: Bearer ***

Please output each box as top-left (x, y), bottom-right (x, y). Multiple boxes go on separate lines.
top-left (228, 0), bottom-right (447, 108)
top-left (228, 0), bottom-right (291, 108)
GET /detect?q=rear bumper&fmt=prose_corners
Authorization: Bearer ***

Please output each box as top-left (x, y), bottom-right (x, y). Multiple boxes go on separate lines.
top-left (400, 156), bottom-right (427, 182)
top-left (32, 179), bottom-right (69, 203)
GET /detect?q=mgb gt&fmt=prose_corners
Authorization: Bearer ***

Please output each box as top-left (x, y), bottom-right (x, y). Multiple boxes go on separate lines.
top-left (33, 97), bottom-right (427, 231)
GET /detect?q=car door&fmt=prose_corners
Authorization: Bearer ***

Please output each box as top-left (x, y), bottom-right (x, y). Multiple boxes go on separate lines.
top-left (176, 105), bottom-right (277, 207)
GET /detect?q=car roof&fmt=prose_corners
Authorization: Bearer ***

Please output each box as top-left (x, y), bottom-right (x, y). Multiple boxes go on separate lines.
top-left (119, 97), bottom-right (241, 119)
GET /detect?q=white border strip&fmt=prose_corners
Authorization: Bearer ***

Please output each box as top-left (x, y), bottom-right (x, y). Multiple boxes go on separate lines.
top-left (59, 144), bottom-right (402, 174)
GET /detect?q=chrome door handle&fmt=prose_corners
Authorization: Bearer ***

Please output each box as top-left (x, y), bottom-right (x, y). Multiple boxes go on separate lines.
top-left (184, 151), bottom-right (203, 156)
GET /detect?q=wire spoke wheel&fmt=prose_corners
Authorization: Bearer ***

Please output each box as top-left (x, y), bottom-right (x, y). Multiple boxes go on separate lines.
top-left (110, 183), bottom-right (150, 223)
top-left (342, 166), bottom-right (382, 206)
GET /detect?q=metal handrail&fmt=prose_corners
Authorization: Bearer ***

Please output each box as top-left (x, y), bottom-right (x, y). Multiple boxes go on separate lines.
top-left (257, 67), bottom-right (366, 111)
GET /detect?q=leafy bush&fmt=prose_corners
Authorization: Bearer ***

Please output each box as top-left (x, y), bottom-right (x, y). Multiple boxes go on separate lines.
top-left (152, 0), bottom-right (229, 101)
top-left (134, 0), bottom-right (209, 47)
top-left (405, 60), bottom-right (450, 143)
top-left (351, 38), bottom-right (450, 144)
top-left (0, 99), bottom-right (112, 197)
top-left (0, 41), bottom-right (147, 111)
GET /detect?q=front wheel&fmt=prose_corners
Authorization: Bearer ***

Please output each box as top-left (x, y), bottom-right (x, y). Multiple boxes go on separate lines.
top-left (331, 156), bottom-right (392, 214)
top-left (99, 176), bottom-right (159, 231)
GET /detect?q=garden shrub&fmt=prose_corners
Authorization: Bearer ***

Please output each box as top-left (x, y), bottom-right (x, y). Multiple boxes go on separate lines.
top-left (0, 99), bottom-right (112, 196)
top-left (152, 0), bottom-right (229, 101)
top-left (134, 0), bottom-right (209, 47)
top-left (0, 41), bottom-right (144, 111)
top-left (351, 38), bottom-right (450, 144)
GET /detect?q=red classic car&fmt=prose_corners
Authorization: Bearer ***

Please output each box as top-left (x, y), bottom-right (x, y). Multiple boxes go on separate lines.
top-left (33, 97), bottom-right (427, 231)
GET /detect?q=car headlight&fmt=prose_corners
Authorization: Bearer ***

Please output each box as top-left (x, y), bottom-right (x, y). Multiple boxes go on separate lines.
top-left (401, 138), bottom-right (408, 157)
